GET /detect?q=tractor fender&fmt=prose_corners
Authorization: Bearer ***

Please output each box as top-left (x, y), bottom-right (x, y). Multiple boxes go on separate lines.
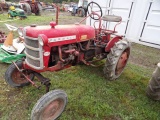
top-left (105, 36), bottom-right (122, 52)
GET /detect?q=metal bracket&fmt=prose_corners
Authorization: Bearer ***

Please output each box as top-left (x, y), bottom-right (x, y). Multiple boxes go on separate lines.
top-left (34, 72), bottom-right (51, 93)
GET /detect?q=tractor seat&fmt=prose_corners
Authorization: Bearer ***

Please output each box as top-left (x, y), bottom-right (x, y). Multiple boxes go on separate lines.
top-left (102, 15), bottom-right (122, 22)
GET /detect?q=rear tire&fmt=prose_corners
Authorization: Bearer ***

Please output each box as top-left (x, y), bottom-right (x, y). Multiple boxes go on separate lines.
top-left (103, 39), bottom-right (131, 80)
top-left (5, 61), bottom-right (34, 87)
top-left (22, 3), bottom-right (31, 15)
top-left (146, 63), bottom-right (160, 100)
top-left (31, 89), bottom-right (68, 120)
top-left (77, 8), bottom-right (85, 17)
top-left (35, 3), bottom-right (42, 16)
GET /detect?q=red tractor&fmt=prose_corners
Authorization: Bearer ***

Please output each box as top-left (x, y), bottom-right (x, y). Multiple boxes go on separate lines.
top-left (5, 2), bottom-right (131, 120)
top-left (19, 0), bottom-right (42, 15)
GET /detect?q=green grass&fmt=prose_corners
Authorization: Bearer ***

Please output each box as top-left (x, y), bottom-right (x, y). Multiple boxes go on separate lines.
top-left (0, 12), bottom-right (160, 120)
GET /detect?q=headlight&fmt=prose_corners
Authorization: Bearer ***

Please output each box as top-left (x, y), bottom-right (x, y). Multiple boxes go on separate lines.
top-left (38, 34), bottom-right (48, 46)
top-left (38, 36), bottom-right (44, 46)
top-left (18, 28), bottom-right (23, 36)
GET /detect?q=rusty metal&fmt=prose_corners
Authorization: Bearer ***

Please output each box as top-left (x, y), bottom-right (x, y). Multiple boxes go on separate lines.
top-left (13, 61), bottom-right (51, 92)
top-left (52, 3), bottom-right (59, 24)
top-left (12, 61), bottom-right (37, 86)
top-left (63, 49), bottom-right (75, 54)
top-left (41, 98), bottom-right (64, 119)
top-left (0, 30), bottom-right (6, 43)
top-left (34, 72), bottom-right (51, 93)
top-left (116, 51), bottom-right (129, 75)
top-left (81, 59), bottom-right (103, 67)
top-left (58, 46), bottom-right (65, 62)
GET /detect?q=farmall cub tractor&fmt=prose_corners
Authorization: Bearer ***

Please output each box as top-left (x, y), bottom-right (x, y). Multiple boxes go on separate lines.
top-left (5, 2), bottom-right (131, 120)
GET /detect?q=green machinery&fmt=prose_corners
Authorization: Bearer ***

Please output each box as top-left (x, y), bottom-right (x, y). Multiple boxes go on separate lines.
top-left (8, 6), bottom-right (27, 19)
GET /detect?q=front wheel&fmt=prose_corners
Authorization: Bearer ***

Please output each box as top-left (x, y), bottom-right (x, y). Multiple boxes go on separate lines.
top-left (31, 89), bottom-right (68, 120)
top-left (5, 61), bottom-right (34, 87)
top-left (103, 39), bottom-right (131, 80)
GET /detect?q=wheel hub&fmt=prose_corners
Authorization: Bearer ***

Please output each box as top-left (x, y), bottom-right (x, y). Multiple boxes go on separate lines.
top-left (116, 51), bottom-right (129, 75)
top-left (42, 99), bottom-right (64, 120)
top-left (12, 70), bottom-right (29, 84)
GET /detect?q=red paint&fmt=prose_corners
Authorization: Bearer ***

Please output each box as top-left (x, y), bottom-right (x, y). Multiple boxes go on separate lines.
top-left (105, 36), bottom-right (122, 52)
top-left (25, 24), bottom-right (95, 47)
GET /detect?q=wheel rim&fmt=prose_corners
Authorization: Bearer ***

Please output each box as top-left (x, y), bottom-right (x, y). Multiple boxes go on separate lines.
top-left (11, 69), bottom-right (31, 84)
top-left (42, 98), bottom-right (64, 120)
top-left (78, 10), bottom-right (81, 16)
top-left (116, 48), bottom-right (130, 76)
top-left (79, 10), bottom-right (82, 15)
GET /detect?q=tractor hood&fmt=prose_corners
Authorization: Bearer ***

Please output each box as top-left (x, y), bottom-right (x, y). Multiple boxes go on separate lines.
top-left (24, 23), bottom-right (95, 42)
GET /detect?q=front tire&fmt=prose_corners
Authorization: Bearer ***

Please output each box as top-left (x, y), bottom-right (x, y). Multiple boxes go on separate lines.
top-left (31, 89), bottom-right (68, 120)
top-left (103, 39), bottom-right (131, 80)
top-left (5, 61), bottom-right (34, 87)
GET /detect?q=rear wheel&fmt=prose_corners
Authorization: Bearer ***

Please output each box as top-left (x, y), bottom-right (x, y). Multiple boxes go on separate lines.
top-left (31, 89), bottom-right (68, 120)
top-left (146, 63), bottom-right (160, 100)
top-left (35, 3), bottom-right (42, 16)
top-left (103, 39), bottom-right (131, 80)
top-left (77, 8), bottom-right (85, 17)
top-left (22, 3), bottom-right (31, 15)
top-left (5, 61), bottom-right (34, 87)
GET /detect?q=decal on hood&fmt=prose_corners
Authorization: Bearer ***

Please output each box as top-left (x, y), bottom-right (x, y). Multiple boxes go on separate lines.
top-left (48, 35), bottom-right (76, 43)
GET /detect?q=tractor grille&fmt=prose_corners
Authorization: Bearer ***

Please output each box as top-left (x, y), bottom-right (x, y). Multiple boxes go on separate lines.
top-left (24, 37), bottom-right (39, 48)
top-left (25, 47), bottom-right (39, 58)
top-left (26, 57), bottom-right (40, 68)
top-left (24, 36), bottom-right (44, 70)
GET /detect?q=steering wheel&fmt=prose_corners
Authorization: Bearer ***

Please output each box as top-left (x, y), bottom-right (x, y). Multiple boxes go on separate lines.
top-left (87, 2), bottom-right (102, 20)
